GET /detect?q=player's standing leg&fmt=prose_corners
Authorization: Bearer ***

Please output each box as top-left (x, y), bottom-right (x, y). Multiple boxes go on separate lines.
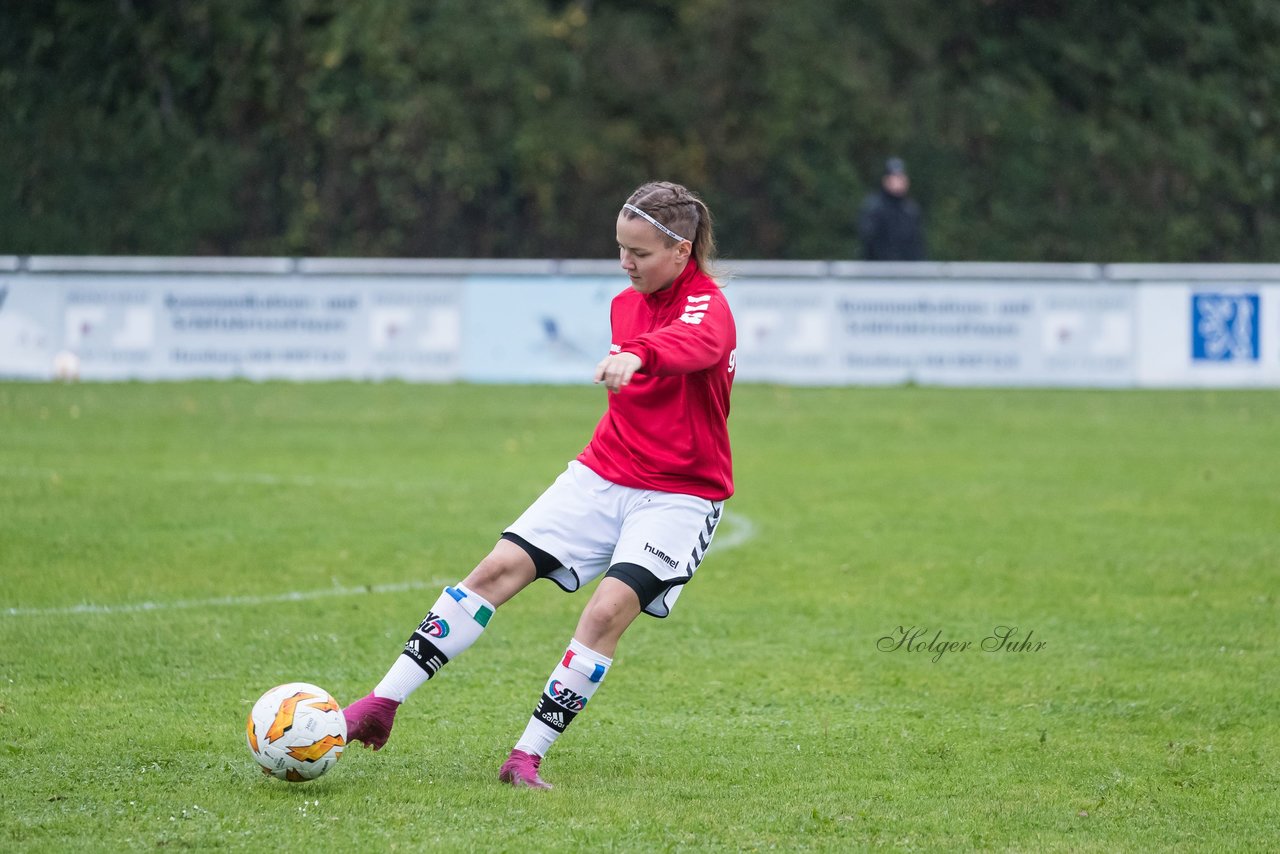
top-left (499, 576), bottom-right (641, 788)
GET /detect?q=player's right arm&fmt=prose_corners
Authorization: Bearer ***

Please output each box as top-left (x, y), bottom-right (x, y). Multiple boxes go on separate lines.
top-left (594, 350), bottom-right (643, 393)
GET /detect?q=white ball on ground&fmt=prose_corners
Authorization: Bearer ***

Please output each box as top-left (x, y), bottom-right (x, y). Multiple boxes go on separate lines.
top-left (246, 682), bottom-right (347, 782)
top-left (52, 350), bottom-right (80, 381)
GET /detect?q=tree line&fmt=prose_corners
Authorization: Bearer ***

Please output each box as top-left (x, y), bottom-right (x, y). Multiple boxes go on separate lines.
top-left (2, 0), bottom-right (1277, 261)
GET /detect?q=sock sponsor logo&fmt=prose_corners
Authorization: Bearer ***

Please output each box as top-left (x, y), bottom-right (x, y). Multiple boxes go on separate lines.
top-left (417, 612), bottom-right (450, 639)
top-left (547, 679), bottom-right (588, 711)
top-left (643, 541), bottom-right (680, 569)
top-left (534, 693), bottom-right (578, 732)
top-left (403, 637), bottom-right (447, 677)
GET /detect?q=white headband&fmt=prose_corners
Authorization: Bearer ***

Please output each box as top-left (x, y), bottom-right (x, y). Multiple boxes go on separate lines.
top-left (623, 203), bottom-right (689, 243)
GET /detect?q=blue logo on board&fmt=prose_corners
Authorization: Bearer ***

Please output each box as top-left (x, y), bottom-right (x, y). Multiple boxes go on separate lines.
top-left (1191, 294), bottom-right (1259, 362)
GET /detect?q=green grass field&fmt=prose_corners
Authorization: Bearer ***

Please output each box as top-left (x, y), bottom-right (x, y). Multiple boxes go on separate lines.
top-left (1, 381), bottom-right (1276, 852)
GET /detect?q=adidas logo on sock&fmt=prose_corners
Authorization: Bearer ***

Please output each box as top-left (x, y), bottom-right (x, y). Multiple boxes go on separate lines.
top-left (540, 710), bottom-right (565, 730)
top-left (403, 639), bottom-right (445, 677)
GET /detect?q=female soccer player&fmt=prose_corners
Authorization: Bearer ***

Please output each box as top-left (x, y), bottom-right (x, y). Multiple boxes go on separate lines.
top-left (342, 180), bottom-right (737, 788)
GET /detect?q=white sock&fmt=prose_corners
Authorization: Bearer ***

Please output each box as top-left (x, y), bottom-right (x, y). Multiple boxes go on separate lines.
top-left (373, 584), bottom-right (495, 703)
top-left (515, 638), bottom-right (612, 757)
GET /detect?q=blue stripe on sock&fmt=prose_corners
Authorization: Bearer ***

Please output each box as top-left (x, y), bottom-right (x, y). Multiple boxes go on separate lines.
top-left (446, 585), bottom-right (493, 627)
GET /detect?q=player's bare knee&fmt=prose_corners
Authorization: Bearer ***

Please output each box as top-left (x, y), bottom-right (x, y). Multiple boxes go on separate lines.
top-left (578, 582), bottom-right (642, 640)
top-left (462, 542), bottom-right (536, 607)
top-left (578, 599), bottom-right (623, 637)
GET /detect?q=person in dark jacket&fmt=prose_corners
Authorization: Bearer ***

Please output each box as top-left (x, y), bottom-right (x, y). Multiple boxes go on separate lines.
top-left (858, 157), bottom-right (926, 260)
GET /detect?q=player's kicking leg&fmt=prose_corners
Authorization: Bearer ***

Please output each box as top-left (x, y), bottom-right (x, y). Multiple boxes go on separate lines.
top-left (344, 540), bottom-right (535, 748)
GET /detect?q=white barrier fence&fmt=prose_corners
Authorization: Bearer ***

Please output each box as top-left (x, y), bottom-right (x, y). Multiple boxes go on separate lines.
top-left (2, 256), bottom-right (1278, 387)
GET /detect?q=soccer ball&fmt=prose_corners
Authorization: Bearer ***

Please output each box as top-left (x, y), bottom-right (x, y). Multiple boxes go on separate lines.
top-left (52, 350), bottom-right (80, 381)
top-left (246, 682), bottom-right (347, 782)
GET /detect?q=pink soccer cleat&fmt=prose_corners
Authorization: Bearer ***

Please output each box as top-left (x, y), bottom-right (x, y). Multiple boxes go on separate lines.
top-left (342, 693), bottom-right (400, 750)
top-left (498, 749), bottom-right (553, 789)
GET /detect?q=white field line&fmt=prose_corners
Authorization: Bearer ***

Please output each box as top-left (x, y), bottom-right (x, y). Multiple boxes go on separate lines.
top-left (1, 500), bottom-right (756, 619)
top-left (714, 511), bottom-right (755, 551)
top-left (2, 580), bottom-right (448, 618)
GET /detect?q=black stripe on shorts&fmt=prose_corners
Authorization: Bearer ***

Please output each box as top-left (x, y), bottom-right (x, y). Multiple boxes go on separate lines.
top-left (501, 531), bottom-right (563, 577)
top-left (605, 562), bottom-right (674, 608)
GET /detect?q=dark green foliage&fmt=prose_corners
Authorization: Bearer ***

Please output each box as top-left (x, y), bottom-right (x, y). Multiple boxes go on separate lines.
top-left (2, 1), bottom-right (1277, 260)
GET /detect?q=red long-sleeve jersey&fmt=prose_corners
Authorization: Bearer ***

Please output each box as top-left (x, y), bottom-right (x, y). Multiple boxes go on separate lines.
top-left (577, 260), bottom-right (736, 500)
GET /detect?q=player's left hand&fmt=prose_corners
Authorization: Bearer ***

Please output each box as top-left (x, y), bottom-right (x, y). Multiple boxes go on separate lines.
top-left (594, 352), bottom-right (643, 393)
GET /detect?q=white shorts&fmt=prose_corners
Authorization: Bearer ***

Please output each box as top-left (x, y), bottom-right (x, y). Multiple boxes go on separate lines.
top-left (504, 461), bottom-right (725, 618)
